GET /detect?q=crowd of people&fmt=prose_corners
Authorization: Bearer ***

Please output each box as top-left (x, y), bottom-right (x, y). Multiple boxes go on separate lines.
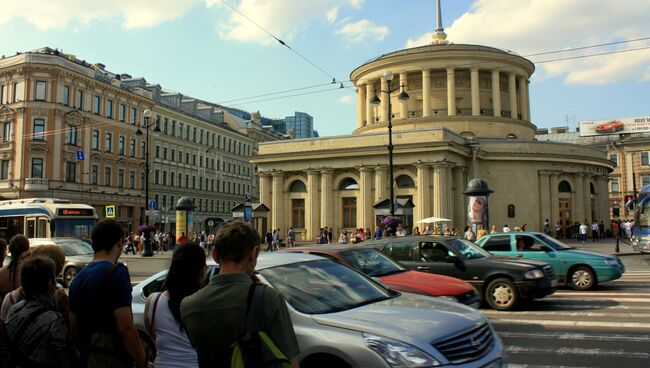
top-left (122, 230), bottom-right (218, 256)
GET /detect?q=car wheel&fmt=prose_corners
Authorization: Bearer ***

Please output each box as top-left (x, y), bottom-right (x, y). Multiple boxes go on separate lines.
top-left (485, 278), bottom-right (518, 311)
top-left (64, 267), bottom-right (78, 288)
top-left (570, 266), bottom-right (596, 290)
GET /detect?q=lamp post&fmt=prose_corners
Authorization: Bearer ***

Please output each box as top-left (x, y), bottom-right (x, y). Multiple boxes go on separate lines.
top-left (370, 71), bottom-right (410, 216)
top-left (135, 109), bottom-right (161, 257)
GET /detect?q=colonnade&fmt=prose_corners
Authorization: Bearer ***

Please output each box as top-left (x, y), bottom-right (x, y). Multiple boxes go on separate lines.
top-left (356, 68), bottom-right (530, 128)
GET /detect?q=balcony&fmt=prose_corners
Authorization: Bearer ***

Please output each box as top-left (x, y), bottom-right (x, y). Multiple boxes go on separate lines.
top-left (24, 178), bottom-right (49, 191)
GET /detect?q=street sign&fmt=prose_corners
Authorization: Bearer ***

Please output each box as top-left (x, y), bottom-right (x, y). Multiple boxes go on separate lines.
top-left (76, 151), bottom-right (85, 161)
top-left (148, 200), bottom-right (156, 210)
top-left (106, 205), bottom-right (116, 218)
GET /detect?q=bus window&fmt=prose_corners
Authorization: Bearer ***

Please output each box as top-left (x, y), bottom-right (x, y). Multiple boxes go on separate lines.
top-left (38, 218), bottom-right (48, 238)
top-left (27, 218), bottom-right (36, 238)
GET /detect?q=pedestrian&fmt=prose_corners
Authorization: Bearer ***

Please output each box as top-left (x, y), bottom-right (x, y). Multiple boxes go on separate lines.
top-left (69, 219), bottom-right (147, 368)
top-left (591, 221), bottom-right (599, 242)
top-left (272, 229), bottom-right (280, 250)
top-left (316, 228), bottom-right (323, 244)
top-left (543, 219), bottom-right (550, 235)
top-left (287, 228), bottom-right (295, 247)
top-left (0, 235), bottom-right (30, 299)
top-left (579, 221), bottom-right (588, 245)
top-left (599, 220), bottom-right (605, 239)
top-left (502, 224), bottom-right (511, 233)
top-left (339, 232), bottom-right (348, 244)
top-left (265, 230), bottom-right (273, 251)
top-left (476, 225), bottom-right (487, 240)
top-left (180, 221), bottom-right (300, 367)
top-left (612, 221), bottom-right (620, 238)
top-left (464, 226), bottom-right (476, 241)
top-left (490, 225), bottom-right (497, 234)
top-left (199, 231), bottom-right (206, 251)
top-left (328, 227), bottom-right (333, 244)
top-left (555, 222), bottom-right (562, 238)
top-left (4, 255), bottom-right (77, 367)
top-left (375, 227), bottom-right (383, 239)
top-left (177, 232), bottom-right (187, 246)
top-left (145, 243), bottom-right (206, 368)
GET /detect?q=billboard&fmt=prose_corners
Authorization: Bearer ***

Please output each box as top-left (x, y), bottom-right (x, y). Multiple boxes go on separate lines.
top-left (579, 116), bottom-right (650, 137)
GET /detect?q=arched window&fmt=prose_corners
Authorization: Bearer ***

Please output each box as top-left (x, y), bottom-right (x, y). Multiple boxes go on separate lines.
top-left (558, 180), bottom-right (572, 193)
top-left (506, 133), bottom-right (517, 139)
top-left (590, 182), bottom-right (596, 194)
top-left (289, 180), bottom-right (306, 193)
top-left (396, 175), bottom-right (415, 188)
top-left (339, 178), bottom-right (359, 190)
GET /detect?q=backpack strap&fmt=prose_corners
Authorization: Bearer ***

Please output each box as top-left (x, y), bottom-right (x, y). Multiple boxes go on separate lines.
top-left (150, 292), bottom-right (163, 331)
top-left (245, 283), bottom-right (265, 333)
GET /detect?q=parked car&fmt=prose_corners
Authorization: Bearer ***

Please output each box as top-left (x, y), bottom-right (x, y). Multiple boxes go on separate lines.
top-left (283, 245), bottom-right (480, 308)
top-left (476, 232), bottom-right (625, 290)
top-left (364, 236), bottom-right (556, 310)
top-left (132, 252), bottom-right (505, 367)
top-left (595, 120), bottom-right (624, 133)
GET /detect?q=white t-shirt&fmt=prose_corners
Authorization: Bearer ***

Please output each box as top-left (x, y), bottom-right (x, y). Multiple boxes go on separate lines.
top-left (579, 224), bottom-right (588, 235)
top-left (503, 227), bottom-right (511, 233)
top-left (148, 293), bottom-right (198, 368)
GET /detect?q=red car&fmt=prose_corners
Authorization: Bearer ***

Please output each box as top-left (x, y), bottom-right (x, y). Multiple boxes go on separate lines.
top-left (595, 120), bottom-right (624, 133)
top-left (283, 245), bottom-right (480, 308)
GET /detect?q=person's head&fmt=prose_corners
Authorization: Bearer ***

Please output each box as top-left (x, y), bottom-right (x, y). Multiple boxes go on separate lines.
top-left (212, 221), bottom-right (260, 274)
top-left (9, 234), bottom-right (30, 261)
top-left (91, 220), bottom-right (125, 260)
top-left (31, 245), bottom-right (65, 276)
top-left (164, 242), bottom-right (207, 327)
top-left (20, 255), bottom-right (56, 298)
top-left (0, 238), bottom-right (7, 265)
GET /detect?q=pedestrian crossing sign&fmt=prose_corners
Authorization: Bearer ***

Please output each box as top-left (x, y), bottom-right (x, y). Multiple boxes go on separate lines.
top-left (106, 205), bottom-right (116, 218)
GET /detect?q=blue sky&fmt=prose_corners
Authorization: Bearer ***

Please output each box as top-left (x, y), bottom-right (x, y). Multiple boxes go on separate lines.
top-left (1, 0), bottom-right (649, 136)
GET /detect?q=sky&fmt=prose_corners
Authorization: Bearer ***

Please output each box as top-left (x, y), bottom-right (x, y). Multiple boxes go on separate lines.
top-left (1, 0), bottom-right (649, 136)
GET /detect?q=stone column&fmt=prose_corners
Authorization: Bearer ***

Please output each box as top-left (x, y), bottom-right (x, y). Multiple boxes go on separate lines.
top-left (320, 170), bottom-right (334, 229)
top-left (446, 68), bottom-right (456, 116)
top-left (471, 68), bottom-right (480, 116)
top-left (415, 164), bottom-right (432, 221)
top-left (509, 73), bottom-right (518, 119)
top-left (598, 175), bottom-right (610, 221)
top-left (550, 173), bottom-right (559, 231)
top-left (306, 171), bottom-right (320, 240)
top-left (539, 171), bottom-right (551, 229)
top-left (454, 167), bottom-right (466, 228)
top-left (446, 166), bottom-right (455, 224)
top-left (583, 174), bottom-right (593, 222)
top-left (259, 173), bottom-right (272, 208)
top-left (518, 77), bottom-right (528, 121)
top-left (374, 166), bottom-right (387, 201)
top-left (357, 83), bottom-right (366, 128)
top-left (399, 73), bottom-right (408, 119)
top-left (271, 173), bottom-right (284, 233)
top-left (381, 78), bottom-right (389, 123)
top-left (359, 167), bottom-right (374, 230)
top-left (491, 70), bottom-right (501, 117)
top-left (573, 174), bottom-right (585, 224)
top-left (432, 163), bottom-right (449, 218)
top-left (422, 69), bottom-right (431, 117)
top-left (366, 84), bottom-right (375, 125)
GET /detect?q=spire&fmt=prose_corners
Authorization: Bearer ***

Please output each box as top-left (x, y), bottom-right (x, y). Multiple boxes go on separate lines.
top-left (431, 0), bottom-right (449, 45)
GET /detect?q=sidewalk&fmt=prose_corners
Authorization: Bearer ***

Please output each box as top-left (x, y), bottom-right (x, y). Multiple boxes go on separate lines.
top-left (559, 237), bottom-right (639, 256)
top-left (122, 251), bottom-right (173, 260)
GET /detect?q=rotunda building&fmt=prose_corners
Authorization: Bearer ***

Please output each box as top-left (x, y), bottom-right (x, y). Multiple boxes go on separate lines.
top-left (252, 28), bottom-right (613, 242)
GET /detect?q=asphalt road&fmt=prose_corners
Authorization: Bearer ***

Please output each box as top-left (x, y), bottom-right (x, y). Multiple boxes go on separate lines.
top-left (125, 239), bottom-right (650, 368)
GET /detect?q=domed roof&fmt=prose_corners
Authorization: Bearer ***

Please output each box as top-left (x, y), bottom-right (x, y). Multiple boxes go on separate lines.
top-left (175, 196), bottom-right (195, 210)
top-left (464, 178), bottom-right (493, 195)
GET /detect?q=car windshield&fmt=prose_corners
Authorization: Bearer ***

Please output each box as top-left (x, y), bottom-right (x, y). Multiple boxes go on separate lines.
top-left (260, 259), bottom-right (394, 314)
top-left (338, 248), bottom-right (407, 277)
top-left (446, 238), bottom-right (490, 259)
top-left (53, 219), bottom-right (96, 242)
top-left (536, 234), bottom-right (573, 250)
top-left (57, 240), bottom-right (94, 256)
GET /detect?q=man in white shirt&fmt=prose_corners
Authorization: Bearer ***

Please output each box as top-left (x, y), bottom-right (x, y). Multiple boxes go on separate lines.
top-left (591, 221), bottom-right (599, 242)
top-left (503, 224), bottom-right (511, 233)
top-left (579, 222), bottom-right (589, 244)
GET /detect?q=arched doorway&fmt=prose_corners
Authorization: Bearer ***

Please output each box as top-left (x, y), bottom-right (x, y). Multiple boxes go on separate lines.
top-left (558, 180), bottom-right (572, 238)
top-left (590, 182), bottom-right (597, 222)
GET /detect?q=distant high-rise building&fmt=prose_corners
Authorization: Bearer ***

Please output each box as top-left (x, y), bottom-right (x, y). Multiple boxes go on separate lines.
top-left (312, 130), bottom-right (320, 138)
top-left (285, 112), bottom-right (313, 138)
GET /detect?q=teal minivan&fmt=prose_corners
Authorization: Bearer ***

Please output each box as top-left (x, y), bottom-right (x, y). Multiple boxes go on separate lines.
top-left (476, 232), bottom-right (624, 290)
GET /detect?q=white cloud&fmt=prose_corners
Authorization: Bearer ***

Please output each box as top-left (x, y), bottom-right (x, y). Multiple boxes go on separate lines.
top-left (336, 19), bottom-right (390, 44)
top-left (337, 95), bottom-right (354, 104)
top-left (405, 0), bottom-right (650, 84)
top-left (326, 7), bottom-right (339, 24)
top-left (0, 0), bottom-right (196, 30)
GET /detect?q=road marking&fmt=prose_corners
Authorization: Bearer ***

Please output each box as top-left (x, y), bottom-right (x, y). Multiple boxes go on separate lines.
top-left (492, 319), bottom-right (650, 329)
top-left (498, 331), bottom-right (650, 342)
top-left (507, 365), bottom-right (595, 368)
top-left (483, 311), bottom-right (650, 318)
top-left (505, 346), bottom-right (650, 359)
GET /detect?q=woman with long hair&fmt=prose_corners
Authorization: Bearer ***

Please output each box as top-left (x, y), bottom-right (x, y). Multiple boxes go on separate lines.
top-left (145, 242), bottom-right (206, 368)
top-left (0, 235), bottom-right (30, 299)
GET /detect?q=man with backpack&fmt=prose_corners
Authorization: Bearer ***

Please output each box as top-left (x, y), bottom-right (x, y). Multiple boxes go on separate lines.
top-left (181, 221), bottom-right (300, 367)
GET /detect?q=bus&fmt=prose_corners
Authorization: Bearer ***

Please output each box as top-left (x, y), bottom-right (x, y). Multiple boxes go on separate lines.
top-left (632, 186), bottom-right (650, 253)
top-left (0, 198), bottom-right (98, 241)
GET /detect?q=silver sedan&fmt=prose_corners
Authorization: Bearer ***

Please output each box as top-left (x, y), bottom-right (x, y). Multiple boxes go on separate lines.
top-left (132, 252), bottom-right (504, 368)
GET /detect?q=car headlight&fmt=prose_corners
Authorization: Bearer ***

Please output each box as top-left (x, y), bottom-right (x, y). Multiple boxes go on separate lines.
top-left (524, 269), bottom-right (545, 279)
top-left (437, 295), bottom-right (458, 302)
top-left (364, 333), bottom-right (441, 367)
top-left (604, 259), bottom-right (619, 266)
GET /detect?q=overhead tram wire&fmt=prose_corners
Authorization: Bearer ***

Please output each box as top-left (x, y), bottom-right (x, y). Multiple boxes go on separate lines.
top-left (533, 45), bottom-right (650, 64)
top-left (524, 36), bottom-right (650, 57)
top-left (217, 81), bottom-right (338, 105)
top-left (219, 0), bottom-right (337, 82)
top-left (229, 84), bottom-right (353, 108)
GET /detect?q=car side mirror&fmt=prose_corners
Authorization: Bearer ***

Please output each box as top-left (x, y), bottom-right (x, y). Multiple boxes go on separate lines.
top-left (446, 255), bottom-right (461, 263)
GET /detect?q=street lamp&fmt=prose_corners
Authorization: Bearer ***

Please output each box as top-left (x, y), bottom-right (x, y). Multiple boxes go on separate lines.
top-left (135, 109), bottom-right (161, 256)
top-left (370, 71), bottom-right (410, 216)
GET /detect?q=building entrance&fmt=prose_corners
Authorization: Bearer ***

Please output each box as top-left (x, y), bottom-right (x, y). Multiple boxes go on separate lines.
top-left (559, 198), bottom-right (572, 238)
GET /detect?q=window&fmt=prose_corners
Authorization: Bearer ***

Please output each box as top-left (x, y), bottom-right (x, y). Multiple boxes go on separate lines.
top-left (131, 107), bottom-right (137, 125)
top-left (66, 125), bottom-right (77, 145)
top-left (76, 90), bottom-right (83, 109)
top-left (3, 122), bottom-right (12, 142)
top-left (481, 235), bottom-right (511, 252)
top-left (387, 242), bottom-right (415, 262)
top-left (609, 153), bottom-right (617, 165)
top-left (33, 119), bottom-right (45, 140)
top-left (192, 154), bottom-right (196, 165)
top-left (611, 178), bottom-right (620, 192)
top-left (339, 178), bottom-right (359, 190)
top-left (642, 175), bottom-right (650, 188)
top-left (129, 171), bottom-right (135, 189)
top-left (612, 205), bottom-right (620, 218)
top-left (342, 197), bottom-right (357, 228)
top-left (291, 199), bottom-right (305, 228)
top-left (35, 81), bottom-right (46, 101)
top-left (164, 148), bottom-right (168, 160)
top-left (91, 165), bottom-right (98, 185)
top-left (65, 162), bottom-right (76, 182)
top-left (558, 180), bottom-right (571, 193)
top-left (170, 172), bottom-right (175, 186)
top-left (106, 99), bottom-right (113, 118)
top-left (119, 136), bottom-right (125, 155)
top-left (0, 85), bottom-right (4, 104)
top-left (141, 172), bottom-right (145, 190)
top-left (642, 152), bottom-right (649, 166)
top-left (178, 173), bottom-right (182, 187)
top-left (12, 82), bottom-right (19, 102)
top-left (289, 180), bottom-right (307, 192)
top-left (192, 176), bottom-right (196, 189)
top-left (63, 86), bottom-right (70, 106)
top-left (155, 170), bottom-right (160, 185)
top-left (31, 158), bottom-right (43, 178)
top-left (105, 133), bottom-right (112, 152)
top-left (419, 242), bottom-right (454, 262)
top-left (171, 149), bottom-right (175, 161)
top-left (0, 160), bottom-right (9, 180)
top-left (185, 175), bottom-right (189, 188)
top-left (105, 167), bottom-right (112, 186)
top-left (162, 171), bottom-right (167, 185)
top-left (155, 146), bottom-right (160, 158)
top-left (93, 95), bottom-right (100, 114)
top-left (129, 139), bottom-right (135, 157)
top-left (92, 130), bottom-right (99, 150)
top-left (515, 235), bottom-right (548, 252)
top-left (119, 104), bottom-right (126, 121)
top-left (118, 169), bottom-right (124, 188)
top-left (396, 175), bottom-right (415, 188)
top-left (140, 142), bottom-right (145, 158)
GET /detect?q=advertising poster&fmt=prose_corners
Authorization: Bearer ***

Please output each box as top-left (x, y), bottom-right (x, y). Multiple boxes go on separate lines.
top-left (467, 196), bottom-right (488, 232)
top-left (579, 116), bottom-right (650, 137)
top-left (187, 211), bottom-right (194, 238)
top-left (176, 210), bottom-right (187, 242)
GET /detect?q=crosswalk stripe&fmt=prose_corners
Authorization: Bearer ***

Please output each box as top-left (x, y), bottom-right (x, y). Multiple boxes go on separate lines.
top-left (498, 331), bottom-right (650, 342)
top-left (492, 319), bottom-right (650, 329)
top-left (506, 365), bottom-right (591, 368)
top-left (505, 346), bottom-right (650, 359)
top-left (552, 292), bottom-right (650, 297)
